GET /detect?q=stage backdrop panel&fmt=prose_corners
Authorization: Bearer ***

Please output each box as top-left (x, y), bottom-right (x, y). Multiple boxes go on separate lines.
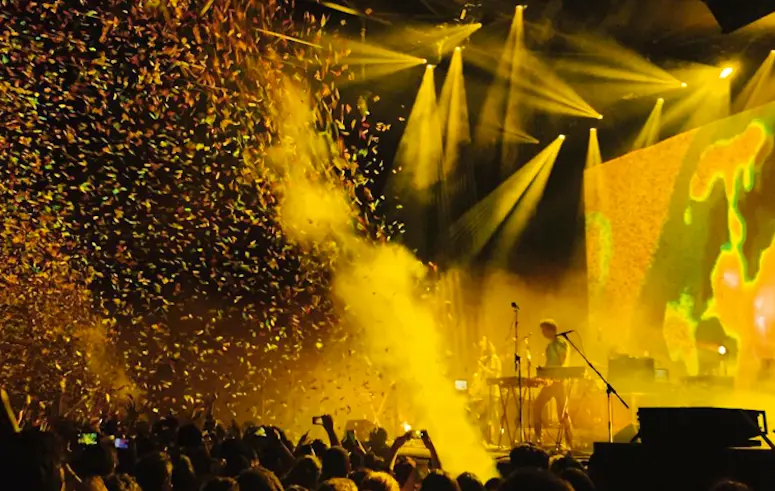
top-left (584, 101), bottom-right (775, 386)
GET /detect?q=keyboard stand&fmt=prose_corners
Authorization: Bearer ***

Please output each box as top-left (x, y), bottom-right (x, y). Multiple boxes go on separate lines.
top-left (553, 379), bottom-right (575, 450)
top-left (496, 382), bottom-right (518, 447)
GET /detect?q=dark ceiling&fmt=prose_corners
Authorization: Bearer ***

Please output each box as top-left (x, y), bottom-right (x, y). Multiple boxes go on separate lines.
top-left (322, 0), bottom-right (775, 63)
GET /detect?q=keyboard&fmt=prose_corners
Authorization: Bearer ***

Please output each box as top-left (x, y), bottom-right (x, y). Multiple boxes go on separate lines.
top-left (487, 376), bottom-right (549, 389)
top-left (536, 366), bottom-right (587, 380)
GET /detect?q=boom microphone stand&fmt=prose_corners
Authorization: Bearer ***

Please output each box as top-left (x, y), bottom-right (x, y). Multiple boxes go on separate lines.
top-left (558, 332), bottom-right (628, 443)
top-left (511, 302), bottom-right (523, 443)
top-left (524, 335), bottom-right (532, 442)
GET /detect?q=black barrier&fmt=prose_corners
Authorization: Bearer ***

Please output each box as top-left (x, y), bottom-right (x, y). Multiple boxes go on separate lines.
top-left (590, 443), bottom-right (775, 491)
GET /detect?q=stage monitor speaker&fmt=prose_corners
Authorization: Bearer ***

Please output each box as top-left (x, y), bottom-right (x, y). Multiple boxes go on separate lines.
top-left (702, 0), bottom-right (775, 33)
top-left (591, 442), bottom-right (775, 491)
top-left (638, 407), bottom-right (766, 448)
top-left (608, 356), bottom-right (654, 389)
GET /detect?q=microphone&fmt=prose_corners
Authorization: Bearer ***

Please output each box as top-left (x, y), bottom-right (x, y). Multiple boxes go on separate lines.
top-left (556, 330), bottom-right (575, 337)
top-left (511, 302), bottom-right (520, 311)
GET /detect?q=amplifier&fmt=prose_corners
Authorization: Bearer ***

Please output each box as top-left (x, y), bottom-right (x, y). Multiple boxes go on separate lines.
top-left (608, 356), bottom-right (654, 386)
top-left (683, 376), bottom-right (735, 388)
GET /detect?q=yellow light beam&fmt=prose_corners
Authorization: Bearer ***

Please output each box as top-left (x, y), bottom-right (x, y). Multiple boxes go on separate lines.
top-left (256, 28), bottom-right (322, 48)
top-left (447, 137), bottom-right (567, 261)
top-left (632, 98), bottom-right (664, 151)
top-left (586, 128), bottom-right (602, 169)
top-left (319, 2), bottom-right (393, 25)
top-left (734, 52), bottom-right (775, 112)
top-left (662, 63), bottom-right (731, 133)
top-left (434, 24), bottom-right (482, 60)
top-left (325, 35), bottom-right (426, 84)
top-left (392, 68), bottom-right (442, 194)
top-left (502, 4), bottom-right (527, 170)
top-left (474, 8), bottom-right (537, 150)
top-left (557, 60), bottom-right (681, 86)
top-left (516, 51), bottom-right (601, 119)
top-left (336, 61), bottom-right (426, 86)
top-left (438, 48), bottom-right (471, 178)
top-left (336, 36), bottom-right (427, 65)
top-left (389, 67), bottom-right (443, 257)
top-left (372, 23), bottom-right (481, 61)
top-left (557, 32), bottom-right (680, 87)
top-left (490, 135), bottom-right (565, 264)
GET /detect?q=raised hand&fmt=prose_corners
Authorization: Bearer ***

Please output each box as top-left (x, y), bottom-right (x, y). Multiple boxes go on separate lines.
top-left (0, 388), bottom-right (20, 437)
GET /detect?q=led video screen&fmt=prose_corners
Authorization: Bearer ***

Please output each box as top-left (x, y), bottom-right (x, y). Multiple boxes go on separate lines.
top-left (585, 102), bottom-right (775, 387)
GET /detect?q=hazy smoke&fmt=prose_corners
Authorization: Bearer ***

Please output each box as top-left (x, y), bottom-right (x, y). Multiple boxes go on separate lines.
top-left (266, 81), bottom-right (495, 478)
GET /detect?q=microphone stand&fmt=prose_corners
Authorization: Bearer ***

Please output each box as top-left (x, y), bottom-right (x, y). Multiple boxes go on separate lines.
top-left (524, 336), bottom-right (532, 442)
top-left (512, 305), bottom-right (523, 443)
top-left (559, 333), bottom-right (628, 443)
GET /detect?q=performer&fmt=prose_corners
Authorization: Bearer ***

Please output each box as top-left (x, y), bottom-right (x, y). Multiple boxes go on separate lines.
top-left (533, 319), bottom-right (572, 446)
top-left (470, 336), bottom-right (502, 442)
top-left (472, 336), bottom-right (502, 394)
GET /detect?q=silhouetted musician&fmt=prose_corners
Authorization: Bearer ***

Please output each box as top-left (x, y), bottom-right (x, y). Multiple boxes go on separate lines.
top-left (533, 319), bottom-right (573, 446)
top-left (471, 336), bottom-right (502, 442)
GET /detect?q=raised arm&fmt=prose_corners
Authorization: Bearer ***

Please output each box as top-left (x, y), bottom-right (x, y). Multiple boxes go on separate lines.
top-left (421, 431), bottom-right (441, 470)
top-left (387, 431), bottom-right (412, 471)
top-left (0, 388), bottom-right (20, 438)
top-left (322, 414), bottom-right (341, 448)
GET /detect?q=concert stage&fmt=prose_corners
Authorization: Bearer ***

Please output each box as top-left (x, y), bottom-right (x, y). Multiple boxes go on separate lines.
top-left (472, 101), bottom-right (775, 454)
top-left (585, 99), bottom-right (775, 391)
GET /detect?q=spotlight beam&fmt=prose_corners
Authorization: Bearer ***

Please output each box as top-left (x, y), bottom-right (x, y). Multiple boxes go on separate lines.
top-left (256, 28), bottom-right (322, 48)
top-left (490, 135), bottom-right (565, 264)
top-left (632, 98), bottom-right (664, 151)
top-left (734, 52), bottom-right (775, 111)
top-left (447, 136), bottom-right (567, 261)
top-left (586, 128), bottom-right (602, 169)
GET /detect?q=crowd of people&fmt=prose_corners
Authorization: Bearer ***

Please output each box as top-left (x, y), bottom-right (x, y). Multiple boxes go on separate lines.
top-left (0, 388), bottom-right (755, 491)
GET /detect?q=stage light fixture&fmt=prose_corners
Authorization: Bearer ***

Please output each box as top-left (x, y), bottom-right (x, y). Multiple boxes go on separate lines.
top-left (657, 98), bottom-right (665, 103)
top-left (681, 82), bottom-right (688, 88)
top-left (597, 114), bottom-right (604, 120)
top-left (455, 46), bottom-right (461, 51)
top-left (559, 134), bottom-right (566, 140)
top-left (426, 64), bottom-right (435, 70)
top-left (517, 5), bottom-right (527, 10)
top-left (422, 59), bottom-right (428, 64)
top-left (590, 128), bottom-right (597, 133)
top-left (720, 66), bottom-right (734, 79)
top-left (718, 345), bottom-right (728, 355)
